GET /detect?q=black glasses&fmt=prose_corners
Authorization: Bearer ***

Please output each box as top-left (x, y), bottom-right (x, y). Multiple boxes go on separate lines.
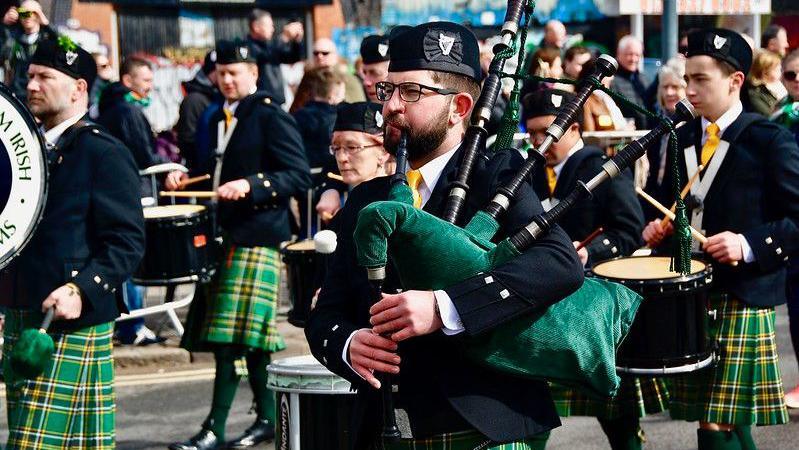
top-left (329, 143), bottom-right (382, 155)
top-left (375, 81), bottom-right (458, 103)
top-left (17, 9), bottom-right (33, 19)
top-left (785, 71), bottom-right (798, 82)
top-left (313, 51), bottom-right (331, 56)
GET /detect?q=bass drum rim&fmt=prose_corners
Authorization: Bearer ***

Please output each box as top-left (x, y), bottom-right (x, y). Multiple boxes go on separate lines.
top-left (590, 255), bottom-right (713, 295)
top-left (0, 82), bottom-right (50, 271)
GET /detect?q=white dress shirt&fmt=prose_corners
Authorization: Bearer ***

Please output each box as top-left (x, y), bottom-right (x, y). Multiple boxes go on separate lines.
top-left (43, 111), bottom-right (86, 147)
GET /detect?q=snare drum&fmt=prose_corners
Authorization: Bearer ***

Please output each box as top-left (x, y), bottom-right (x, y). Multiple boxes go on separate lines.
top-left (134, 204), bottom-right (215, 285)
top-left (591, 256), bottom-right (715, 375)
top-left (282, 241), bottom-right (326, 327)
top-left (267, 355), bottom-right (355, 450)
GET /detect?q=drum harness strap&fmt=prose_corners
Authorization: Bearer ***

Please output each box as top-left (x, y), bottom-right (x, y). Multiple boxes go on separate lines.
top-left (682, 114), bottom-right (762, 252)
top-left (46, 119), bottom-right (101, 170)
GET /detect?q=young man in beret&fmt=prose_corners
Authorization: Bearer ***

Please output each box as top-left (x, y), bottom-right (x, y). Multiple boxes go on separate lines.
top-left (306, 21), bottom-right (583, 449)
top-left (643, 28), bottom-right (799, 449)
top-left (1, 37), bottom-right (145, 449)
top-left (165, 39), bottom-right (310, 450)
top-left (524, 88), bottom-right (655, 450)
top-left (359, 34), bottom-right (390, 102)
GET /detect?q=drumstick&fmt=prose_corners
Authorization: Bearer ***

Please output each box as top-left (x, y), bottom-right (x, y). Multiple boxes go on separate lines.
top-left (160, 191), bottom-right (217, 198)
top-left (327, 172), bottom-right (344, 182)
top-left (575, 227), bottom-right (603, 251)
top-left (177, 174), bottom-right (211, 189)
top-left (660, 164), bottom-right (705, 227)
top-left (635, 187), bottom-right (738, 266)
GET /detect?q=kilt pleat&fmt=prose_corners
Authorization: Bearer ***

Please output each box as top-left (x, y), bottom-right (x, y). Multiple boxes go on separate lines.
top-left (382, 430), bottom-right (546, 450)
top-left (551, 377), bottom-right (669, 419)
top-left (3, 310), bottom-right (115, 450)
top-left (667, 296), bottom-right (788, 426)
top-left (202, 245), bottom-right (286, 352)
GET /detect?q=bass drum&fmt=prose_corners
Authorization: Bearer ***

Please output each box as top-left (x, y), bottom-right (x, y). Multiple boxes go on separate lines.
top-left (0, 83), bottom-right (49, 270)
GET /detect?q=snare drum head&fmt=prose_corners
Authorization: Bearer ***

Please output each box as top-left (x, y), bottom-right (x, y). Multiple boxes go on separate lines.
top-left (592, 256), bottom-right (706, 281)
top-left (286, 240), bottom-right (315, 252)
top-left (143, 204), bottom-right (206, 219)
top-left (0, 84), bottom-right (49, 270)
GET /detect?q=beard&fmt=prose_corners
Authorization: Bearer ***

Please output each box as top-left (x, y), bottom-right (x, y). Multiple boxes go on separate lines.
top-left (384, 103), bottom-right (450, 162)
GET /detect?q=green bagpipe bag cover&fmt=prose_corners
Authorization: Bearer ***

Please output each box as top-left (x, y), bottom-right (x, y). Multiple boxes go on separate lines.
top-left (354, 187), bottom-right (643, 397)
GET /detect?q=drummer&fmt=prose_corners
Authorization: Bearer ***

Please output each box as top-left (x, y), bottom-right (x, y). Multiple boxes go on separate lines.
top-left (0, 37), bottom-right (145, 448)
top-left (315, 101), bottom-right (393, 222)
top-left (165, 39), bottom-right (310, 450)
top-left (522, 88), bottom-right (656, 449)
top-left (643, 28), bottom-right (799, 449)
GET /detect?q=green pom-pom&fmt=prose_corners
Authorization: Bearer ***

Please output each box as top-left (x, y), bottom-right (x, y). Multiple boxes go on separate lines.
top-left (57, 35), bottom-right (78, 53)
top-left (10, 328), bottom-right (54, 379)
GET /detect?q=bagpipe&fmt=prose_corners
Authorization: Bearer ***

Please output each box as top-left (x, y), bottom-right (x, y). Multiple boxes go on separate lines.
top-left (356, 2), bottom-right (698, 437)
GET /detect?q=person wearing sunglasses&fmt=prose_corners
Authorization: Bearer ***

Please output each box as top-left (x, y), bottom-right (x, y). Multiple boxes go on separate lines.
top-left (311, 37), bottom-right (366, 104)
top-left (306, 21), bottom-right (582, 450)
top-left (772, 49), bottom-right (799, 412)
top-left (0, 0), bottom-right (55, 101)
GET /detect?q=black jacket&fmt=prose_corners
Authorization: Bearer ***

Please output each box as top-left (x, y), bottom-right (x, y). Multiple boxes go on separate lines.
top-left (96, 82), bottom-right (157, 171)
top-left (657, 113), bottom-right (799, 306)
top-left (610, 69), bottom-right (651, 130)
top-left (534, 144), bottom-right (645, 264)
top-left (0, 23), bottom-right (57, 101)
top-left (177, 71), bottom-right (219, 170)
top-left (306, 146), bottom-right (584, 447)
top-left (201, 92), bottom-right (310, 247)
top-left (246, 35), bottom-right (304, 106)
top-left (1, 119), bottom-right (145, 330)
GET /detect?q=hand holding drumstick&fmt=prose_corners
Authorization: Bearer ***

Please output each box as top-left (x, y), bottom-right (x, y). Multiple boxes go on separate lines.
top-left (637, 187), bottom-right (738, 266)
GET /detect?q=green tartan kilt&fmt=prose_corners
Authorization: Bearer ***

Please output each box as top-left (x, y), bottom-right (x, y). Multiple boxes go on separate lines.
top-left (3, 310), bottom-right (115, 450)
top-left (550, 376), bottom-right (669, 419)
top-left (200, 245), bottom-right (286, 352)
top-left (667, 295), bottom-right (789, 426)
top-left (382, 430), bottom-right (548, 450)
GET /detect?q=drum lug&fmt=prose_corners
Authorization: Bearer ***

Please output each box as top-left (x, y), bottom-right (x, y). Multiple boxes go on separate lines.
top-left (707, 309), bottom-right (717, 321)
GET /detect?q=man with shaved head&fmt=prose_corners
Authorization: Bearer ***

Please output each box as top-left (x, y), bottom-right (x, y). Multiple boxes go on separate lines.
top-left (541, 19), bottom-right (567, 50)
top-left (0, 0), bottom-right (56, 100)
top-left (312, 37), bottom-right (365, 102)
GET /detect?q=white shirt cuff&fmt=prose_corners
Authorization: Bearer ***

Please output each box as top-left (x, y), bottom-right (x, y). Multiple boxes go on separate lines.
top-left (738, 233), bottom-right (756, 263)
top-left (434, 290), bottom-right (465, 336)
top-left (342, 328), bottom-right (369, 380)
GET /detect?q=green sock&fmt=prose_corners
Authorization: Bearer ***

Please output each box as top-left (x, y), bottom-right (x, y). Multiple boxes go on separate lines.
top-left (598, 416), bottom-right (643, 450)
top-left (734, 426), bottom-right (757, 450)
top-left (697, 429), bottom-right (742, 450)
top-left (246, 350), bottom-right (276, 423)
top-left (204, 346), bottom-right (244, 441)
top-left (525, 431), bottom-right (550, 450)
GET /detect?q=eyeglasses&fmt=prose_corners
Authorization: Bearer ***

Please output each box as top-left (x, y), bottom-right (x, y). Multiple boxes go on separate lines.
top-left (17, 9), bottom-right (33, 19)
top-left (329, 143), bottom-right (382, 155)
top-left (313, 51), bottom-right (331, 56)
top-left (785, 71), bottom-right (798, 82)
top-left (375, 81), bottom-right (458, 103)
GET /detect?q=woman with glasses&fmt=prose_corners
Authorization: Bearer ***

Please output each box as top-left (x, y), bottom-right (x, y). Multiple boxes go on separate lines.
top-left (315, 102), bottom-right (393, 222)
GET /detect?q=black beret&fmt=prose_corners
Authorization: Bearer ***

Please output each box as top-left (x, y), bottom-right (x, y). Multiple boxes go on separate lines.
top-left (334, 102), bottom-right (384, 135)
top-left (215, 39), bottom-right (256, 65)
top-left (521, 88), bottom-right (581, 127)
top-left (686, 28), bottom-right (752, 75)
top-left (30, 36), bottom-right (96, 86)
top-left (360, 35), bottom-right (390, 65)
top-left (388, 21), bottom-right (481, 81)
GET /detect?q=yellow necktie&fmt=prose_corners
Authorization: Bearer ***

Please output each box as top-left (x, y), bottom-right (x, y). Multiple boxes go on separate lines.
top-left (701, 122), bottom-right (720, 166)
top-left (546, 166), bottom-right (557, 196)
top-left (223, 108), bottom-right (234, 131)
top-left (406, 170), bottom-right (423, 208)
